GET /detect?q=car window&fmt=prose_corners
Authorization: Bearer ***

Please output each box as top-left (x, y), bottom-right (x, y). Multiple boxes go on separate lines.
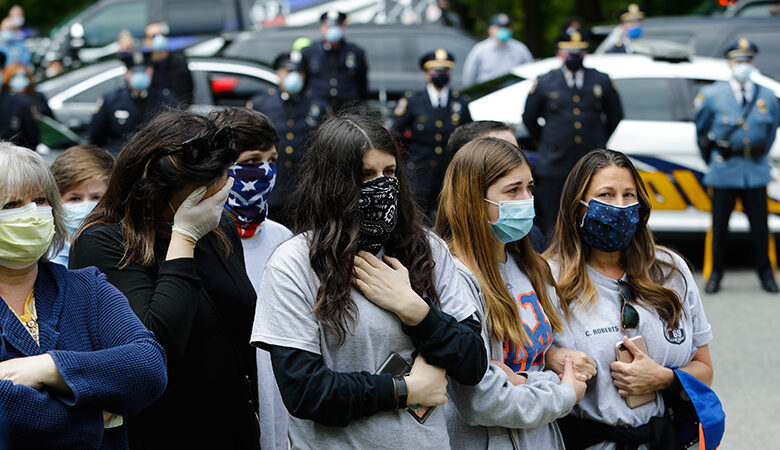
top-left (461, 73), bottom-right (524, 100)
top-left (68, 74), bottom-right (125, 103)
top-left (165, 0), bottom-right (226, 35)
top-left (352, 35), bottom-right (405, 73)
top-left (613, 78), bottom-right (674, 121)
top-left (734, 2), bottom-right (780, 18)
top-left (207, 71), bottom-right (275, 106)
top-left (82, 2), bottom-right (148, 46)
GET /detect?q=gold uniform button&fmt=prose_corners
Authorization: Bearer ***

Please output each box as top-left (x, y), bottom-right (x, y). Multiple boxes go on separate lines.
top-left (743, 124), bottom-right (750, 131)
top-left (284, 160), bottom-right (292, 168)
top-left (574, 121), bottom-right (582, 129)
top-left (434, 146), bottom-right (443, 154)
top-left (743, 137), bottom-right (751, 144)
top-left (722, 117), bottom-right (729, 124)
top-left (286, 132), bottom-right (294, 140)
top-left (287, 119), bottom-right (294, 126)
top-left (417, 124), bottom-right (424, 131)
top-left (573, 108), bottom-right (581, 115)
top-left (430, 160), bottom-right (438, 167)
top-left (285, 146), bottom-right (294, 154)
top-left (573, 95), bottom-right (581, 102)
top-left (574, 135), bottom-right (583, 144)
top-left (435, 133), bottom-right (442, 141)
top-left (435, 120), bottom-right (443, 127)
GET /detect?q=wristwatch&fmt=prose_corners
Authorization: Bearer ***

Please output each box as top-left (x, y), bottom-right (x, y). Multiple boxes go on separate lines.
top-left (394, 376), bottom-right (408, 409)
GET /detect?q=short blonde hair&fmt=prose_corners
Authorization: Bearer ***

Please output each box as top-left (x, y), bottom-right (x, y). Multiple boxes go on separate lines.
top-left (0, 142), bottom-right (66, 259)
top-left (50, 145), bottom-right (115, 195)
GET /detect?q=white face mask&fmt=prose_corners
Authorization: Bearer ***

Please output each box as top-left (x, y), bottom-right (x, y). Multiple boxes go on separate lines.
top-left (732, 63), bottom-right (754, 83)
top-left (62, 200), bottom-right (98, 237)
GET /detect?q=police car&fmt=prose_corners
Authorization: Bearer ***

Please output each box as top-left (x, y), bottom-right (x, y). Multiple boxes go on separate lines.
top-left (466, 52), bottom-right (780, 234)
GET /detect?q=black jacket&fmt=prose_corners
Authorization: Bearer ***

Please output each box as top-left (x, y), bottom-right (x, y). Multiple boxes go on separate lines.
top-left (0, 89), bottom-right (39, 149)
top-left (70, 213), bottom-right (260, 450)
top-left (302, 40), bottom-right (368, 111)
top-left (522, 67), bottom-right (623, 177)
top-left (150, 50), bottom-right (194, 106)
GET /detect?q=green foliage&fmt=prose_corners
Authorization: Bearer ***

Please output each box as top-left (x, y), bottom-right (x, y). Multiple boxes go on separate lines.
top-left (0, 0), bottom-right (94, 34)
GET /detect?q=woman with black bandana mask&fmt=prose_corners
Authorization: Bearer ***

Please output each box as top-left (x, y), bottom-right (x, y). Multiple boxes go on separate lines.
top-left (250, 114), bottom-right (487, 449)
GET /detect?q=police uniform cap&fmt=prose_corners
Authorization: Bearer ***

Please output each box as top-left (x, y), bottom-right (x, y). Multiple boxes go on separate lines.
top-left (618, 4), bottom-right (645, 22)
top-left (320, 10), bottom-right (347, 26)
top-left (556, 29), bottom-right (589, 52)
top-left (420, 48), bottom-right (455, 71)
top-left (489, 13), bottom-right (511, 27)
top-left (724, 37), bottom-right (758, 61)
top-left (273, 51), bottom-right (308, 72)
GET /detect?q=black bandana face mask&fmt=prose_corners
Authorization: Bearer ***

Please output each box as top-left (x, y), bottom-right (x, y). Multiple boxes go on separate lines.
top-left (357, 176), bottom-right (400, 254)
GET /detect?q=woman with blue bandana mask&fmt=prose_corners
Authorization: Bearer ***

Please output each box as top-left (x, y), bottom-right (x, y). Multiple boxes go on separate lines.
top-left (436, 136), bottom-right (586, 449)
top-left (49, 145), bottom-right (115, 267)
top-left (211, 107), bottom-right (293, 450)
top-left (545, 149), bottom-right (715, 449)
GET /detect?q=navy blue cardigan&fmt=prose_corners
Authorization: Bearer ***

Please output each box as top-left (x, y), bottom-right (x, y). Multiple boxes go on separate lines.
top-left (0, 262), bottom-right (167, 449)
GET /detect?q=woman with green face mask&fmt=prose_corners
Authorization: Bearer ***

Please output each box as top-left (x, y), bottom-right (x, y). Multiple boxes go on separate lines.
top-left (0, 142), bottom-right (167, 448)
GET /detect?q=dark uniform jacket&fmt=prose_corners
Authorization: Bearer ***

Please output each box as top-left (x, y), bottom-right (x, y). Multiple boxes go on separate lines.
top-left (89, 87), bottom-right (178, 154)
top-left (522, 67), bottom-right (623, 177)
top-left (149, 50), bottom-right (194, 106)
top-left (0, 89), bottom-right (39, 149)
top-left (302, 40), bottom-right (368, 111)
top-left (392, 88), bottom-right (472, 210)
top-left (248, 87), bottom-right (327, 211)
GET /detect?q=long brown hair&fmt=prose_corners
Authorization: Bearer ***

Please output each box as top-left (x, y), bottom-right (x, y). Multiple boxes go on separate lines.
top-left (544, 149), bottom-right (685, 328)
top-left (81, 109), bottom-right (235, 267)
top-left (292, 114), bottom-right (438, 344)
top-left (436, 137), bottom-right (564, 346)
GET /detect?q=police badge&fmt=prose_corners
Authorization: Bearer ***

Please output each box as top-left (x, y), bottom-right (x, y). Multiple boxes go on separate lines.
top-left (593, 84), bottom-right (603, 98)
top-left (758, 98), bottom-right (767, 115)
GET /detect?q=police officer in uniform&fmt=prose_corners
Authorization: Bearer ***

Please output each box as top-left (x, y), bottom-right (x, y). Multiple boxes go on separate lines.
top-left (522, 29), bottom-right (623, 235)
top-left (302, 11), bottom-right (368, 112)
top-left (248, 51), bottom-right (328, 225)
top-left (392, 48), bottom-right (472, 216)
top-left (89, 52), bottom-right (178, 154)
top-left (695, 38), bottom-right (780, 294)
top-left (0, 74), bottom-right (38, 149)
top-left (605, 4), bottom-right (645, 54)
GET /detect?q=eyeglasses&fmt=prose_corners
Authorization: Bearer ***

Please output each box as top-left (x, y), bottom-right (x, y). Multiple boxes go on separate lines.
top-left (142, 126), bottom-right (235, 178)
top-left (162, 126), bottom-right (235, 164)
top-left (617, 279), bottom-right (640, 331)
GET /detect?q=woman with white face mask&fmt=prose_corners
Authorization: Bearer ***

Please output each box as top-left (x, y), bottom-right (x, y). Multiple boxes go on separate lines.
top-left (435, 136), bottom-right (586, 449)
top-left (49, 145), bottom-right (115, 267)
top-left (0, 142), bottom-right (166, 448)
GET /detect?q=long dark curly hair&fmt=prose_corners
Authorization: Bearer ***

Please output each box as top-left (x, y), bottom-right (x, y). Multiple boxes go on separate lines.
top-left (292, 114), bottom-right (439, 343)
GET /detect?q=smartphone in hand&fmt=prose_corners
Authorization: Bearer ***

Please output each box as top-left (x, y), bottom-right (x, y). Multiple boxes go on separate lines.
top-left (614, 336), bottom-right (655, 408)
top-left (376, 352), bottom-right (436, 424)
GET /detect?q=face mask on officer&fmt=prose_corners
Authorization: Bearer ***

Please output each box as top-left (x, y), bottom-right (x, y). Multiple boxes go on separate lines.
top-left (563, 52), bottom-right (584, 72)
top-left (731, 61), bottom-right (754, 83)
top-left (495, 27), bottom-right (511, 43)
top-left (626, 22), bottom-right (643, 40)
top-left (129, 69), bottom-right (151, 91)
top-left (151, 34), bottom-right (168, 52)
top-left (9, 74), bottom-right (29, 93)
top-left (282, 71), bottom-right (304, 95)
top-left (325, 25), bottom-right (343, 43)
top-left (429, 70), bottom-right (450, 89)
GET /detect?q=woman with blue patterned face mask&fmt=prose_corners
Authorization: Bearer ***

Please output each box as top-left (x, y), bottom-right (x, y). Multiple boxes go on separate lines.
top-left (545, 149), bottom-right (716, 450)
top-left (49, 145), bottom-right (115, 266)
top-left (436, 136), bottom-right (586, 449)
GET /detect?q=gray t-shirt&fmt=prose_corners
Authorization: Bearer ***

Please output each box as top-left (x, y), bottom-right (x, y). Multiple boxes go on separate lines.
top-left (251, 232), bottom-right (475, 450)
top-left (241, 219), bottom-right (293, 450)
top-left (462, 38), bottom-right (534, 85)
top-left (551, 250), bottom-right (713, 450)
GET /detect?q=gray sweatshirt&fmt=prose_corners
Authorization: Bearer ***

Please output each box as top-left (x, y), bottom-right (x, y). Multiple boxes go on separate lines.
top-left (445, 258), bottom-right (577, 449)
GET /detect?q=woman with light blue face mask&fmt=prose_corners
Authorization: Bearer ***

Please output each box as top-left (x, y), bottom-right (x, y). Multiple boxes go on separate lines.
top-left (436, 136), bottom-right (587, 449)
top-left (49, 145), bottom-right (115, 266)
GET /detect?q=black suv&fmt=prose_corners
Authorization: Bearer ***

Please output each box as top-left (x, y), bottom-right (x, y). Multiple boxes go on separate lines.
top-left (223, 24), bottom-right (477, 105)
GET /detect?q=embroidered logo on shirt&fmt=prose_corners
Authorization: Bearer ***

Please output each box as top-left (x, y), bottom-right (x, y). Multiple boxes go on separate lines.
top-left (664, 327), bottom-right (686, 345)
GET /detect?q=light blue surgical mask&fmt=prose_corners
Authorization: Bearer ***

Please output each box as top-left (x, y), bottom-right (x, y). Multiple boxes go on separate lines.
top-left (626, 24), bottom-right (643, 40)
top-left (325, 26), bottom-right (343, 43)
top-left (62, 200), bottom-right (98, 237)
top-left (485, 198), bottom-right (535, 243)
top-left (283, 71), bottom-right (303, 94)
top-left (9, 75), bottom-right (29, 92)
top-left (130, 70), bottom-right (151, 91)
top-left (151, 34), bottom-right (168, 52)
top-left (732, 63), bottom-right (754, 83)
top-left (496, 27), bottom-right (512, 43)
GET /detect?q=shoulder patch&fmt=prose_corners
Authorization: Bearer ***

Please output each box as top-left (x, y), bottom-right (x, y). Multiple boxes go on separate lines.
top-left (529, 78), bottom-right (539, 94)
top-left (394, 98), bottom-right (408, 116)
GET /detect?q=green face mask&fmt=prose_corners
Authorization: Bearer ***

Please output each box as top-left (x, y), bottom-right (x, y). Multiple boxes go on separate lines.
top-left (0, 203), bottom-right (55, 269)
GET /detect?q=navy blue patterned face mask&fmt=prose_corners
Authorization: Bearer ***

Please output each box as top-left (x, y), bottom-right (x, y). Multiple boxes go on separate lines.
top-left (357, 176), bottom-right (400, 254)
top-left (578, 198), bottom-right (640, 252)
